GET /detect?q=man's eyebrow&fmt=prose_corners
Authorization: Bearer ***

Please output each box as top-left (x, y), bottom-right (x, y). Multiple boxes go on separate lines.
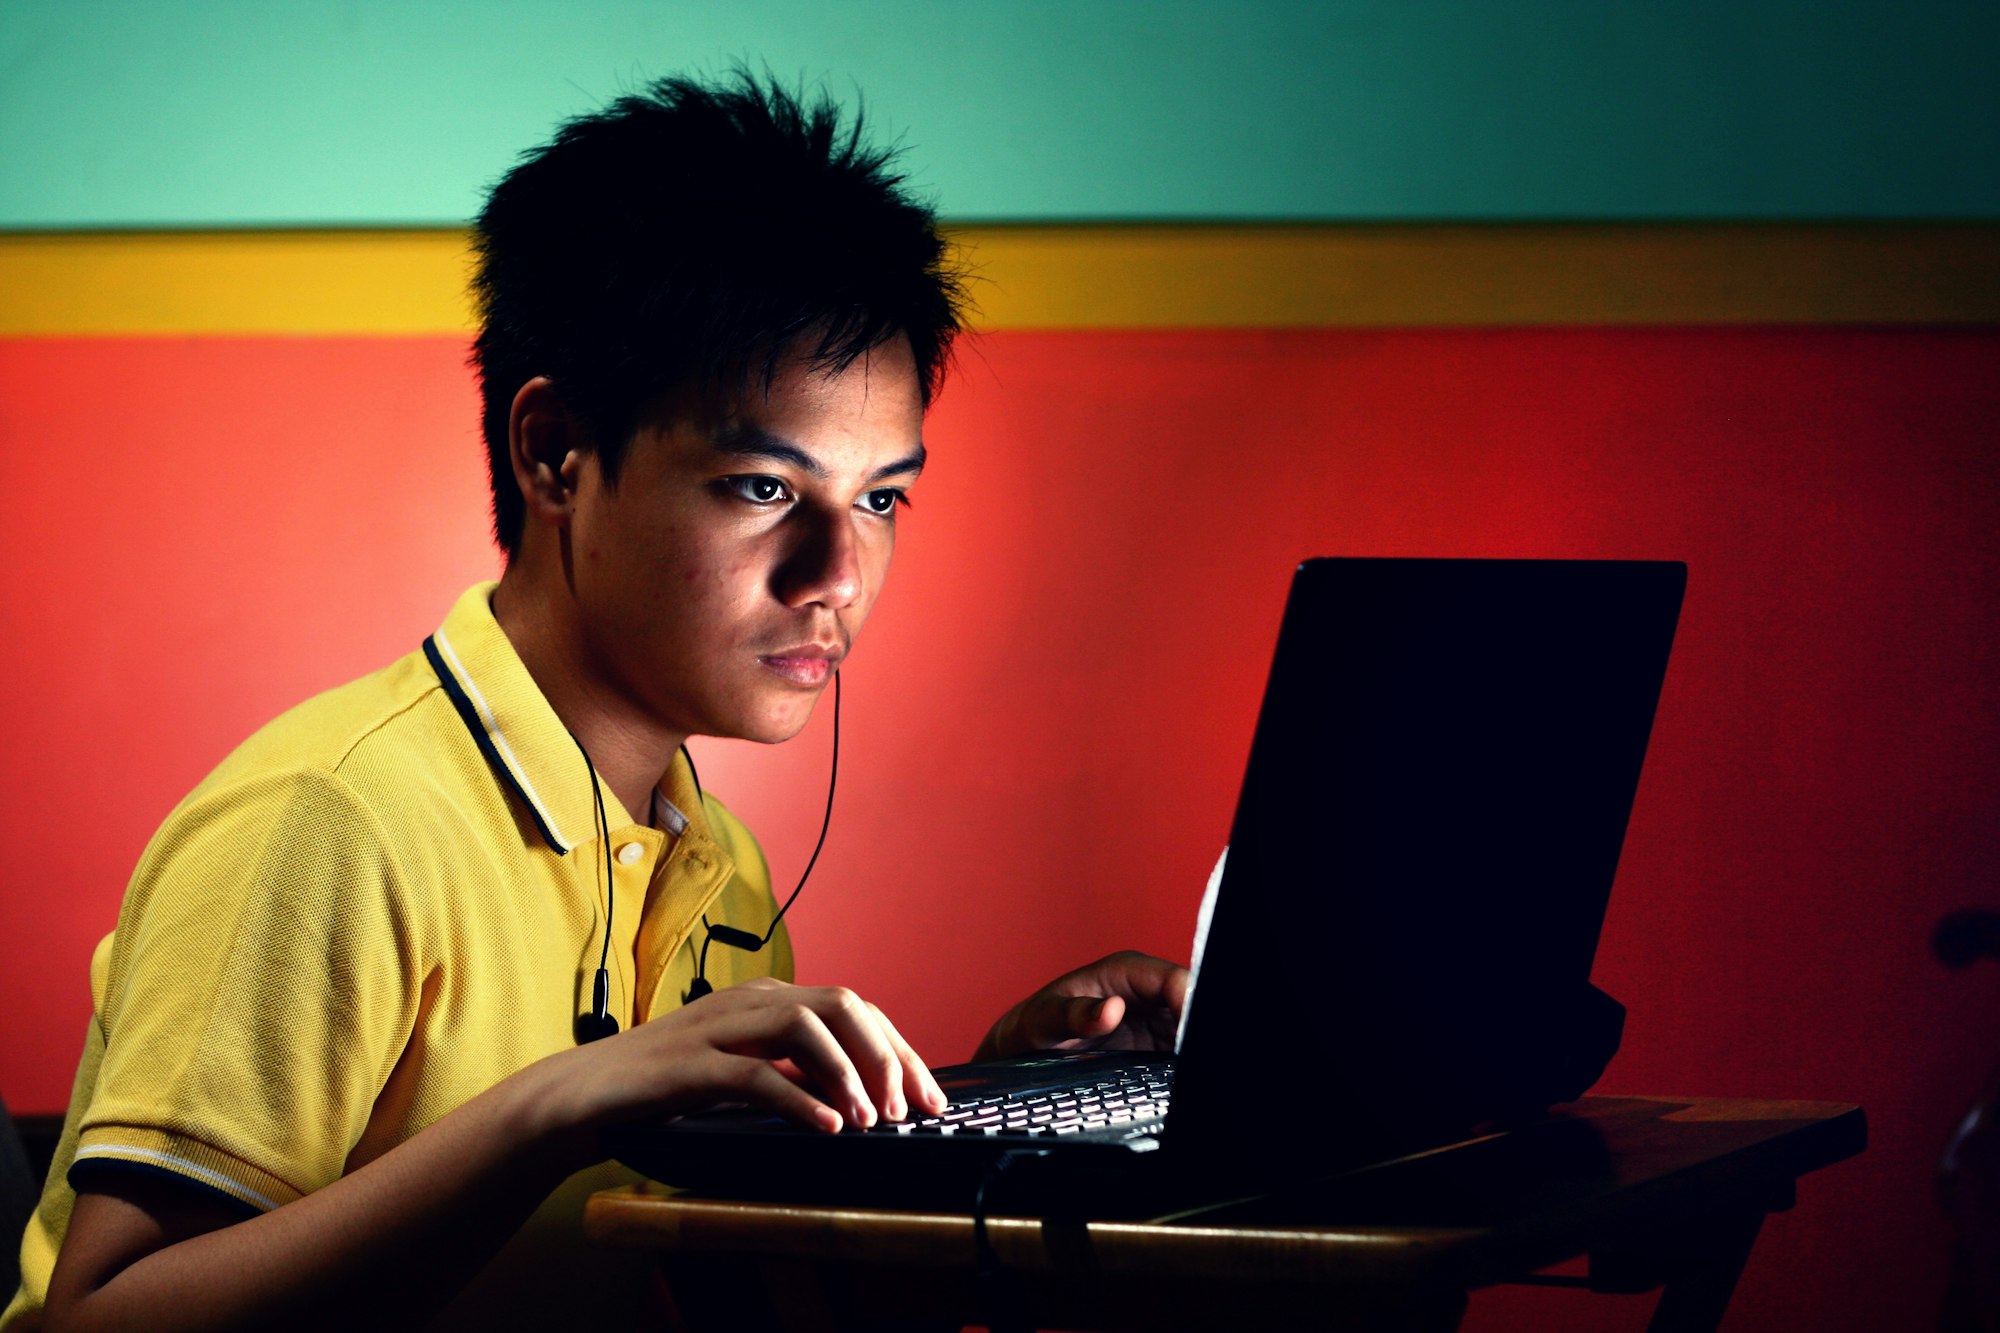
top-left (868, 442), bottom-right (927, 484)
top-left (712, 425), bottom-right (927, 485)
top-left (713, 424), bottom-right (827, 478)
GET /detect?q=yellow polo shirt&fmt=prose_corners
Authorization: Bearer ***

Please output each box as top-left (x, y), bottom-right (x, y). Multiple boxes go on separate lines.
top-left (5, 583), bottom-right (792, 1328)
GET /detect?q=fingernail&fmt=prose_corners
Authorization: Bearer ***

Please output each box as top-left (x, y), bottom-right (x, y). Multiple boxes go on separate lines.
top-left (815, 1106), bottom-right (843, 1133)
top-left (888, 1096), bottom-right (906, 1121)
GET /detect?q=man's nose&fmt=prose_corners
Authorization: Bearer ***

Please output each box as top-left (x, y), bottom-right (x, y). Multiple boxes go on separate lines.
top-left (777, 506), bottom-right (863, 609)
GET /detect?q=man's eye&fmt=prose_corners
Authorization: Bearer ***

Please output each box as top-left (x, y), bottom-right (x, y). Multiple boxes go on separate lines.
top-left (858, 488), bottom-right (907, 516)
top-left (725, 476), bottom-right (790, 505)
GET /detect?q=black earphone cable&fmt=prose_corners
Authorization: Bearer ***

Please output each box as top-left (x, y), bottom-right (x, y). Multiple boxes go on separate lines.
top-left (568, 728), bottom-right (620, 1042)
top-left (765, 665), bottom-right (841, 944)
top-left (569, 672), bottom-right (843, 1026)
top-left (684, 669), bottom-right (841, 1001)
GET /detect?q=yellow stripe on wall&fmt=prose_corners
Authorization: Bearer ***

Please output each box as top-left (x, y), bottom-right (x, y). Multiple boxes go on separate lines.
top-left (965, 224), bottom-right (2000, 328)
top-left (0, 231), bottom-right (478, 337)
top-left (3, 224), bottom-right (1997, 337)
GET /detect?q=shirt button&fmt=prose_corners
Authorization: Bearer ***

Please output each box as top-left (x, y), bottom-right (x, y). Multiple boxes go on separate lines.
top-left (616, 842), bottom-right (644, 866)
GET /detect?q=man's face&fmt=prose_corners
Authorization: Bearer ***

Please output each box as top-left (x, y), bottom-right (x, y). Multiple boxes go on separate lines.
top-left (563, 337), bottom-right (926, 745)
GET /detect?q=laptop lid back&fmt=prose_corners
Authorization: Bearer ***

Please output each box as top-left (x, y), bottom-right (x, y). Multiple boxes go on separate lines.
top-left (1168, 558), bottom-right (1685, 1181)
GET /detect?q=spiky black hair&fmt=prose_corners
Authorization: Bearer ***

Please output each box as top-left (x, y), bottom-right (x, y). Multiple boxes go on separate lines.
top-left (471, 71), bottom-right (966, 554)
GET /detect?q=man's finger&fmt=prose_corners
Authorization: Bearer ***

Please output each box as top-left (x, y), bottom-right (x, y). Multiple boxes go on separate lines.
top-left (803, 987), bottom-right (905, 1127)
top-left (1087, 952), bottom-right (1190, 1007)
top-left (1019, 993), bottom-right (1123, 1049)
top-left (866, 1003), bottom-right (945, 1116)
top-left (706, 996), bottom-right (875, 1128)
top-left (701, 1052), bottom-right (843, 1133)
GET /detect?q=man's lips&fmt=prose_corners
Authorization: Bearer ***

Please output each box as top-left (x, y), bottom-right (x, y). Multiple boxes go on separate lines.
top-left (757, 642), bottom-right (843, 687)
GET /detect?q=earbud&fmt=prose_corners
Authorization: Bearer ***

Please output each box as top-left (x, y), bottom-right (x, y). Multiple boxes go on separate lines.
top-left (707, 925), bottom-right (765, 952)
top-left (579, 966), bottom-right (620, 1041)
top-left (682, 927), bottom-right (767, 1003)
top-left (574, 951), bottom-right (621, 1041)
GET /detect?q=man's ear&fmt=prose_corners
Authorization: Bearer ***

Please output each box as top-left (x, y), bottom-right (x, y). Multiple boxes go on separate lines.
top-left (507, 377), bottom-right (587, 528)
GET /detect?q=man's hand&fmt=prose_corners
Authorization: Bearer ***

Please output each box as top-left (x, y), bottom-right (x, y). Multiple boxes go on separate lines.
top-left (547, 977), bottom-right (948, 1151)
top-left (974, 950), bottom-right (1189, 1062)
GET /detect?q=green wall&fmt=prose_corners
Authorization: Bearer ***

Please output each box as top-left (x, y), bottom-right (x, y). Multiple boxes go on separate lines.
top-left (1, 0), bottom-right (1995, 227)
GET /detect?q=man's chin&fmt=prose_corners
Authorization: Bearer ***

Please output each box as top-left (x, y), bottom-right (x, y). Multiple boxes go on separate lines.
top-left (747, 720), bottom-right (813, 746)
top-left (721, 698), bottom-right (823, 747)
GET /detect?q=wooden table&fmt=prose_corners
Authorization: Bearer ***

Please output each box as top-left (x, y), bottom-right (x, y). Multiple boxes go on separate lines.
top-left (585, 1095), bottom-right (1864, 1333)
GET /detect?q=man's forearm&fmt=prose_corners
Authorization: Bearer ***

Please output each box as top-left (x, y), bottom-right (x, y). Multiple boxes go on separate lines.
top-left (43, 978), bottom-right (941, 1331)
top-left (44, 1057), bottom-right (581, 1332)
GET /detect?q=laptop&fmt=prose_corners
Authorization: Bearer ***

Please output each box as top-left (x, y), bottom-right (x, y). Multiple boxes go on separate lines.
top-left (611, 557), bottom-right (1687, 1211)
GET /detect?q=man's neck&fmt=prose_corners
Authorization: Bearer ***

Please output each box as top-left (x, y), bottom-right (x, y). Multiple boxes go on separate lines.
top-left (489, 572), bottom-right (684, 824)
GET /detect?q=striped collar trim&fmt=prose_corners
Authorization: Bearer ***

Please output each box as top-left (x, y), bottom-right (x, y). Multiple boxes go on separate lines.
top-left (422, 582), bottom-right (598, 854)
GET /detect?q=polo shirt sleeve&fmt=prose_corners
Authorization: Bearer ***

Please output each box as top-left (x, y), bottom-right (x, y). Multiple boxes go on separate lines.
top-left (72, 766), bottom-right (424, 1214)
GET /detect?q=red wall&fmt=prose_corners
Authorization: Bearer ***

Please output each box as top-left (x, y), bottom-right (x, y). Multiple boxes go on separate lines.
top-left (3, 328), bottom-right (1996, 1330)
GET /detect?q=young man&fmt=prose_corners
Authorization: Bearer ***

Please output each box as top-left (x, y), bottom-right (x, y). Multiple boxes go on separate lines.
top-left (6, 75), bottom-right (1185, 1329)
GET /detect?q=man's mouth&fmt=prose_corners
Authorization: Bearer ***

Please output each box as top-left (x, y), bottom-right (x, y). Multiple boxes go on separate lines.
top-left (757, 642), bottom-right (842, 687)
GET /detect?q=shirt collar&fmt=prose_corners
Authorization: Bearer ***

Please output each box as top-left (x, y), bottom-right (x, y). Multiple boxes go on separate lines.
top-left (420, 582), bottom-right (614, 855)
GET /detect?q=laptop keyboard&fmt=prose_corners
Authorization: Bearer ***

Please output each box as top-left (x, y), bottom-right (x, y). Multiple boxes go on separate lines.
top-left (866, 1063), bottom-right (1173, 1136)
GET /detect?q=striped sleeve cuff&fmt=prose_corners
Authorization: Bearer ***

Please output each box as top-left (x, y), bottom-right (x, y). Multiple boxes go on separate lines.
top-left (71, 1125), bottom-right (306, 1213)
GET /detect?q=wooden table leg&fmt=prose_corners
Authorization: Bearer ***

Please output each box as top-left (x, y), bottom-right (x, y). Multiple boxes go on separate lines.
top-left (1641, 1209), bottom-right (1768, 1333)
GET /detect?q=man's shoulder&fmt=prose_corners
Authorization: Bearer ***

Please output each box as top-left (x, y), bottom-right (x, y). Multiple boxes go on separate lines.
top-left (126, 638), bottom-right (501, 923)
top-left (196, 646), bottom-right (449, 796)
top-left (113, 647), bottom-right (459, 961)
